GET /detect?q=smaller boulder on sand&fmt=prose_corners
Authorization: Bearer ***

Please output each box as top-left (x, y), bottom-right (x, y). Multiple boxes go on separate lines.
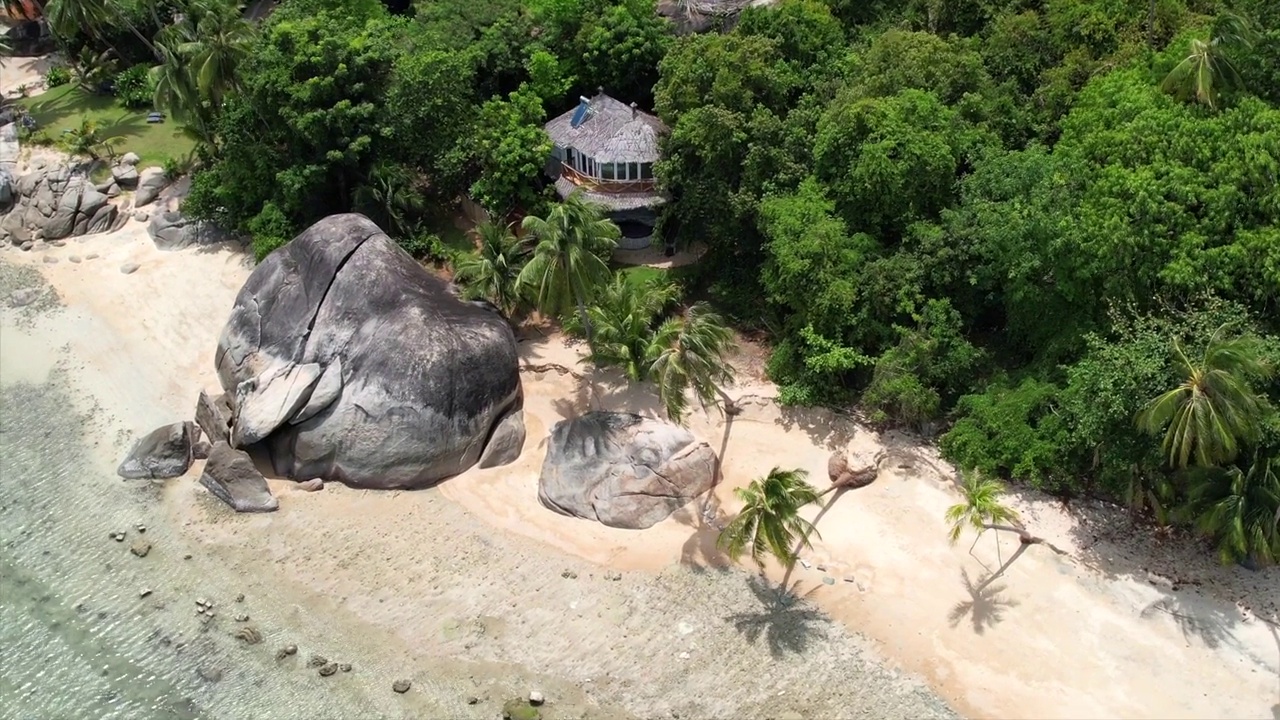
top-left (198, 441), bottom-right (279, 513)
top-left (117, 422), bottom-right (196, 479)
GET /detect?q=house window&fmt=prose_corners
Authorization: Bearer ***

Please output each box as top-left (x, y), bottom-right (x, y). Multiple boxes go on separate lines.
top-left (564, 147), bottom-right (574, 167)
top-left (601, 162), bottom-right (616, 180)
top-left (640, 163), bottom-right (654, 180)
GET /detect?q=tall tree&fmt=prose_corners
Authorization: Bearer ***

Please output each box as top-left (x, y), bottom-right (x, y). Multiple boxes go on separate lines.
top-left (1184, 453), bottom-right (1280, 567)
top-left (717, 467), bottom-right (820, 602)
top-left (517, 193), bottom-right (619, 342)
top-left (647, 302), bottom-right (737, 424)
top-left (453, 220), bottom-right (528, 318)
top-left (579, 274), bottom-right (680, 381)
top-left (1136, 325), bottom-right (1272, 469)
top-left (1161, 11), bottom-right (1258, 109)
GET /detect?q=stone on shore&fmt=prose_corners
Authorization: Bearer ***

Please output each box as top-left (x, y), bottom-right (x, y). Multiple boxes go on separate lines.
top-left (197, 441), bottom-right (278, 513)
top-left (195, 390), bottom-right (233, 444)
top-left (537, 412), bottom-right (717, 529)
top-left (133, 167), bottom-right (168, 208)
top-left (117, 422), bottom-right (196, 479)
top-left (215, 213), bottom-right (524, 488)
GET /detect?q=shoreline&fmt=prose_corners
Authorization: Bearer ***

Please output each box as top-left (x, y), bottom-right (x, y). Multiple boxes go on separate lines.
top-left (1, 216), bottom-right (1277, 719)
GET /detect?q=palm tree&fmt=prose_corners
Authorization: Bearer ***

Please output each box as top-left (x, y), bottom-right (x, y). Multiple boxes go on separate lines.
top-left (647, 302), bottom-right (737, 424)
top-left (453, 220), bottom-right (528, 318)
top-left (1161, 11), bottom-right (1257, 109)
top-left (59, 116), bottom-right (118, 160)
top-left (945, 471), bottom-right (1067, 585)
top-left (717, 467), bottom-right (821, 602)
top-left (578, 274), bottom-right (679, 380)
top-left (45, 0), bottom-right (159, 61)
top-left (174, 3), bottom-right (253, 107)
top-left (1183, 453), bottom-right (1280, 567)
top-left (517, 194), bottom-right (619, 342)
top-left (1136, 325), bottom-right (1271, 469)
top-left (352, 162), bottom-right (424, 238)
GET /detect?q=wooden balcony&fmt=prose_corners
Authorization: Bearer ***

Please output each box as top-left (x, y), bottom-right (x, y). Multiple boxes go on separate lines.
top-left (560, 164), bottom-right (658, 194)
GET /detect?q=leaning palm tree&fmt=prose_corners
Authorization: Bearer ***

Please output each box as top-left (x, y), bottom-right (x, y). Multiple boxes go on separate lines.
top-left (945, 471), bottom-right (1067, 585)
top-left (517, 194), bottom-right (619, 342)
top-left (1136, 324), bottom-right (1272, 469)
top-left (176, 4), bottom-right (254, 107)
top-left (1183, 453), bottom-right (1280, 567)
top-left (717, 467), bottom-right (821, 602)
top-left (1161, 11), bottom-right (1257, 109)
top-left (453, 220), bottom-right (528, 318)
top-left (578, 274), bottom-right (680, 381)
top-left (647, 302), bottom-right (737, 424)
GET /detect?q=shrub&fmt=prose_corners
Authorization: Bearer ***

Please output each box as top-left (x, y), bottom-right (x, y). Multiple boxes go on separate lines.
top-left (45, 66), bottom-right (72, 88)
top-left (397, 232), bottom-right (446, 261)
top-left (113, 65), bottom-right (154, 110)
top-left (246, 203), bottom-right (295, 263)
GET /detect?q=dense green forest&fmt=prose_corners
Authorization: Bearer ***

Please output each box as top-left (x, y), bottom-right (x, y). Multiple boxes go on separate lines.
top-left (27, 0), bottom-right (1280, 565)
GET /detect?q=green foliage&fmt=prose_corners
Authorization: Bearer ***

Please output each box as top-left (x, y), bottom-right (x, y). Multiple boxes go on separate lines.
top-left (44, 65), bottom-right (72, 88)
top-left (576, 0), bottom-right (671, 104)
top-left (1183, 453), bottom-right (1280, 565)
top-left (649, 303), bottom-right (737, 423)
top-left (944, 472), bottom-right (1021, 544)
top-left (940, 378), bottom-right (1073, 492)
top-left (570, 273), bottom-right (680, 380)
top-left (246, 202), bottom-right (295, 262)
top-left (517, 194), bottom-right (619, 334)
top-left (113, 64), bottom-right (153, 109)
top-left (468, 86), bottom-right (552, 214)
top-left (453, 221), bottom-right (528, 316)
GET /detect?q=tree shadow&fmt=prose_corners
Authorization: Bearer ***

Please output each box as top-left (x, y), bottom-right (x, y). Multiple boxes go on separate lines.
top-left (772, 402), bottom-right (859, 450)
top-left (1138, 594), bottom-right (1241, 651)
top-left (724, 574), bottom-right (829, 658)
top-left (948, 568), bottom-right (1019, 635)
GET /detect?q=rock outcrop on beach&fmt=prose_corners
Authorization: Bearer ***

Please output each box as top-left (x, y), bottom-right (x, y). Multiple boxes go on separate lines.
top-left (117, 421), bottom-right (197, 479)
top-left (199, 441), bottom-right (279, 512)
top-left (538, 412), bottom-right (717, 529)
top-left (148, 208), bottom-right (232, 250)
top-left (215, 213), bottom-right (525, 488)
top-left (0, 160), bottom-right (123, 244)
top-left (134, 167), bottom-right (169, 207)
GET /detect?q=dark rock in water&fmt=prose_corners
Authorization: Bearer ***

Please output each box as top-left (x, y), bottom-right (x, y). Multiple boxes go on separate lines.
top-left (117, 422), bottom-right (195, 479)
top-left (9, 288), bottom-right (40, 307)
top-left (198, 442), bottom-right (278, 513)
top-left (215, 214), bottom-right (524, 488)
top-left (318, 662), bottom-right (338, 677)
top-left (307, 654), bottom-right (328, 668)
top-left (197, 666), bottom-right (223, 683)
top-left (538, 412), bottom-right (717, 529)
top-left (392, 679), bottom-right (411, 694)
top-left (195, 390), bottom-right (233, 445)
top-left (130, 540), bottom-right (151, 557)
top-left (339, 663), bottom-right (352, 672)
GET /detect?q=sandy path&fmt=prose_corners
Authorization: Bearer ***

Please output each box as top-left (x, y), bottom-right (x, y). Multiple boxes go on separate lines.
top-left (4, 223), bottom-right (1277, 720)
top-left (0, 53), bottom-right (55, 98)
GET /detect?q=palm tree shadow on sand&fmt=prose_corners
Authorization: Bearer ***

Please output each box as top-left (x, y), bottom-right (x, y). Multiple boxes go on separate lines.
top-left (724, 575), bottom-right (830, 658)
top-left (948, 568), bottom-right (1020, 635)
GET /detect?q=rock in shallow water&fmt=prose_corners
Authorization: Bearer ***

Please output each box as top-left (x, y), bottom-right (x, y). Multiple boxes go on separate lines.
top-left (392, 679), bottom-right (411, 694)
top-left (214, 213), bottom-right (524, 488)
top-left (537, 412), bottom-right (717, 529)
top-left (117, 422), bottom-right (195, 479)
top-left (197, 441), bottom-right (278, 513)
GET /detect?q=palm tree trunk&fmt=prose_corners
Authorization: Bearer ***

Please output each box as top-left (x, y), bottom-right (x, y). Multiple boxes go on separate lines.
top-left (777, 558), bottom-right (798, 607)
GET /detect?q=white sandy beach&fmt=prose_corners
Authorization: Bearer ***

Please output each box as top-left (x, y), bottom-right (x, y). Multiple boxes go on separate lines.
top-left (2, 214), bottom-right (1277, 719)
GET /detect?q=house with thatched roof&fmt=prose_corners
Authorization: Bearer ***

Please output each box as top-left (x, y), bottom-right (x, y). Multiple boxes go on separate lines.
top-left (544, 90), bottom-right (668, 250)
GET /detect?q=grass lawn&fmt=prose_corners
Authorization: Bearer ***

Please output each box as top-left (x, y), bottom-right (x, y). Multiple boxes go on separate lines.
top-left (616, 264), bottom-right (668, 288)
top-left (17, 84), bottom-right (195, 168)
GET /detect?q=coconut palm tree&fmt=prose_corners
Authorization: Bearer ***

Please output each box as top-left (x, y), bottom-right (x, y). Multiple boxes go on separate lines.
top-left (577, 274), bottom-right (680, 380)
top-left (517, 194), bottom-right (619, 341)
top-left (1161, 11), bottom-right (1257, 109)
top-left (1136, 325), bottom-right (1272, 469)
top-left (174, 3), bottom-right (253, 107)
top-left (453, 220), bottom-right (528, 318)
top-left (717, 467), bottom-right (821, 602)
top-left (1183, 453), bottom-right (1280, 567)
top-left (945, 471), bottom-right (1067, 584)
top-left (45, 0), bottom-right (159, 61)
top-left (351, 162), bottom-right (424, 238)
top-left (647, 302), bottom-right (737, 424)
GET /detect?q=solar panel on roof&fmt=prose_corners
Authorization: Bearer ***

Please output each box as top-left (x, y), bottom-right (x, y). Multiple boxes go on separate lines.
top-left (570, 98), bottom-right (590, 128)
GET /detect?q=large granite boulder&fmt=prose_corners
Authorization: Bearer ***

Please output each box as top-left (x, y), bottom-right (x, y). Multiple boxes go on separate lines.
top-left (199, 441), bottom-right (278, 512)
top-left (538, 412), bottom-right (717, 529)
top-left (148, 208), bottom-right (232, 250)
top-left (117, 421), bottom-right (197, 479)
top-left (134, 167), bottom-right (168, 207)
top-left (1, 161), bottom-right (121, 243)
top-left (215, 213), bottom-right (525, 488)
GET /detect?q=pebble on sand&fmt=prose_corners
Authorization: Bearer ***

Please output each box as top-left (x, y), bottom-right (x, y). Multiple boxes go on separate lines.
top-left (529, 690), bottom-right (545, 706)
top-left (42, 255), bottom-right (58, 264)
top-left (130, 540), bottom-right (151, 557)
top-left (392, 679), bottom-right (412, 694)
top-left (139, 588), bottom-right (153, 598)
top-left (120, 262), bottom-right (140, 274)
top-left (69, 255), bottom-right (81, 263)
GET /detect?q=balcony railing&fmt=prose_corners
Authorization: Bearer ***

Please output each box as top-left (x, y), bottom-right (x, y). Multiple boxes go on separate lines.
top-left (560, 164), bottom-right (658, 194)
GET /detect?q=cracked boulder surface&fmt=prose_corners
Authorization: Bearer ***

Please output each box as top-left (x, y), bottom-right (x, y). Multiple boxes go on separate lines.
top-left (214, 213), bottom-right (525, 488)
top-left (537, 412), bottom-right (717, 529)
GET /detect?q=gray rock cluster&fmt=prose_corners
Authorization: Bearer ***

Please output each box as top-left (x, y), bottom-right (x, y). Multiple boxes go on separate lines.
top-left (117, 421), bottom-right (199, 479)
top-left (1, 160), bottom-right (122, 244)
top-left (148, 208), bottom-right (232, 250)
top-left (538, 412), bottom-right (718, 529)
top-left (215, 213), bottom-right (525, 488)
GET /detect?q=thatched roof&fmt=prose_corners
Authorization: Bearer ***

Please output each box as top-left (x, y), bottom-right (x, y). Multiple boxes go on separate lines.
top-left (545, 92), bottom-right (667, 164)
top-left (554, 178), bottom-right (668, 211)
